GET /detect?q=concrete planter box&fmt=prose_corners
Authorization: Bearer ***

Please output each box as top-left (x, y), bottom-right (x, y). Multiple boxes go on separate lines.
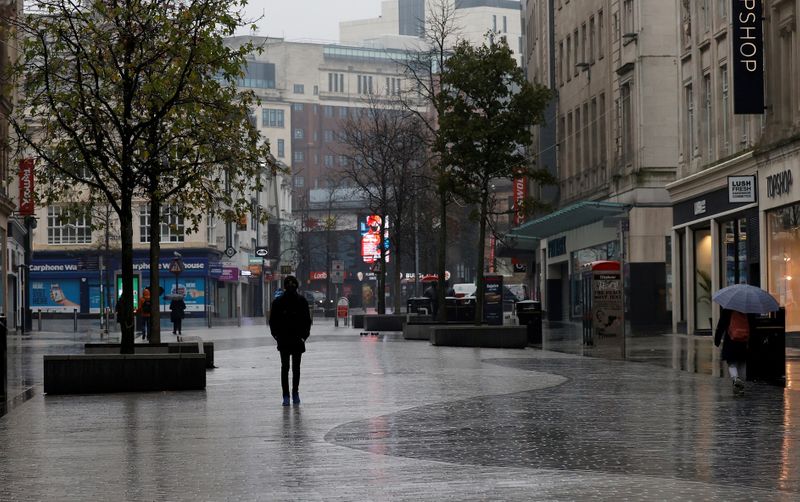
top-left (403, 323), bottom-right (437, 340)
top-left (352, 314), bottom-right (365, 329)
top-left (84, 342), bottom-right (215, 369)
top-left (430, 325), bottom-right (527, 348)
top-left (363, 314), bottom-right (408, 332)
top-left (44, 354), bottom-right (207, 395)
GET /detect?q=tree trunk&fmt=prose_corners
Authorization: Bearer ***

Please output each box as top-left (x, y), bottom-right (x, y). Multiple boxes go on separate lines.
top-left (436, 186), bottom-right (447, 322)
top-left (474, 187), bottom-right (489, 324)
top-left (378, 219), bottom-right (386, 314)
top-left (119, 198), bottom-right (136, 354)
top-left (393, 246), bottom-right (403, 314)
top-left (149, 195), bottom-right (162, 344)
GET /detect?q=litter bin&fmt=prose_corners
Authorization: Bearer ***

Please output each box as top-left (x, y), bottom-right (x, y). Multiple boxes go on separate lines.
top-left (747, 307), bottom-right (786, 386)
top-left (407, 297), bottom-right (433, 315)
top-left (516, 300), bottom-right (542, 344)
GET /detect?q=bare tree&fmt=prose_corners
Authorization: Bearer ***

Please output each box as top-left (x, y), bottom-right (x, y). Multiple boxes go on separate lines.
top-left (339, 97), bottom-right (428, 314)
top-left (396, 0), bottom-right (461, 321)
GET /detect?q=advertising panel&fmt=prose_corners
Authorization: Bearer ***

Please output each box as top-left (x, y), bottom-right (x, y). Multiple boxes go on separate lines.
top-left (513, 175), bottom-right (528, 226)
top-left (218, 267), bottom-right (239, 282)
top-left (360, 215), bottom-right (389, 263)
top-left (483, 274), bottom-right (504, 325)
top-left (592, 271), bottom-right (623, 337)
top-left (30, 279), bottom-right (81, 312)
top-left (161, 277), bottom-right (206, 312)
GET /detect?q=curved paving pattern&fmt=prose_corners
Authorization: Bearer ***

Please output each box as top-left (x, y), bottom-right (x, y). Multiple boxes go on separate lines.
top-left (327, 356), bottom-right (800, 496)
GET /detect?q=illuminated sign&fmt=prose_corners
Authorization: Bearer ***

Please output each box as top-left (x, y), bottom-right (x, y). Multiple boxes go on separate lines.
top-left (513, 175), bottom-right (528, 226)
top-left (360, 215), bottom-right (390, 263)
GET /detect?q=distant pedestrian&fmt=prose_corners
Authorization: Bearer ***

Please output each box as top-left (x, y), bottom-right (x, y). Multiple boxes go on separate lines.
top-left (269, 275), bottom-right (312, 406)
top-left (170, 295), bottom-right (187, 336)
top-left (423, 281), bottom-right (438, 317)
top-left (714, 308), bottom-right (755, 396)
top-left (136, 288), bottom-right (152, 341)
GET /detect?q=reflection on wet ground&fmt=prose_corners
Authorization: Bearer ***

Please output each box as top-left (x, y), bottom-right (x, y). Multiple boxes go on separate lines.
top-left (327, 355), bottom-right (800, 494)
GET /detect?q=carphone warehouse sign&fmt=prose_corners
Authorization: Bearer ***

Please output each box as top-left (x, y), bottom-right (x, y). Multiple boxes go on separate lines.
top-left (732, 0), bottom-right (764, 114)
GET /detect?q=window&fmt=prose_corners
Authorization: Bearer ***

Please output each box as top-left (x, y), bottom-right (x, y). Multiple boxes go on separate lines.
top-left (622, 0), bottom-right (634, 36)
top-left (313, 85), bottom-right (319, 95)
top-left (589, 17), bottom-right (596, 63)
top-left (493, 15), bottom-right (497, 32)
top-left (293, 84), bottom-right (305, 94)
top-left (238, 62), bottom-right (276, 89)
top-left (339, 155), bottom-right (348, 167)
top-left (701, 0), bottom-right (710, 31)
top-left (328, 72), bottom-right (345, 92)
top-left (573, 30), bottom-right (579, 75)
top-left (591, 98), bottom-right (598, 166)
top-left (599, 93), bottom-right (607, 163)
top-left (324, 105), bottom-right (334, 118)
top-left (139, 206), bottom-right (184, 243)
top-left (293, 151), bottom-right (304, 162)
top-left (598, 10), bottom-right (604, 58)
top-left (581, 24), bottom-right (586, 65)
top-left (685, 83), bottom-right (695, 157)
top-left (293, 103), bottom-right (304, 111)
top-left (262, 109), bottom-right (284, 128)
top-left (323, 130), bottom-right (334, 142)
top-left (718, 0), bottom-right (727, 19)
top-left (558, 41), bottom-right (564, 85)
top-left (357, 75), bottom-right (373, 94)
top-left (294, 176), bottom-right (304, 188)
top-left (503, 16), bottom-right (507, 33)
top-left (620, 82), bottom-right (632, 162)
top-left (339, 107), bottom-right (348, 118)
top-left (277, 139), bottom-right (285, 158)
top-left (703, 73), bottom-right (713, 158)
top-left (206, 213), bottom-right (216, 245)
top-left (720, 65), bottom-right (729, 154)
top-left (294, 128), bottom-right (304, 139)
top-left (566, 36), bottom-right (571, 81)
top-left (324, 155), bottom-right (334, 167)
top-left (47, 206), bottom-right (91, 244)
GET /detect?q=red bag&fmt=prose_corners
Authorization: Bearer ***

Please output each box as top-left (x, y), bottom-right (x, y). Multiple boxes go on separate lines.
top-left (728, 311), bottom-right (750, 342)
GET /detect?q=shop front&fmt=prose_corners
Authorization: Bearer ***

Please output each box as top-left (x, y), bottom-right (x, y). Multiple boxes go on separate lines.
top-left (29, 251), bottom-right (219, 318)
top-left (667, 153), bottom-right (760, 336)
top-left (760, 148), bottom-right (800, 336)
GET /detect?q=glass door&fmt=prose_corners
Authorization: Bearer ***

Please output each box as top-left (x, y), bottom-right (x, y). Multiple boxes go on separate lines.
top-left (720, 218), bottom-right (749, 288)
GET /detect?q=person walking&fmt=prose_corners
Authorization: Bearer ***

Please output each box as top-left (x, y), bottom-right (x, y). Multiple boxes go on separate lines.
top-left (136, 288), bottom-right (152, 341)
top-left (423, 281), bottom-right (438, 317)
top-left (714, 307), bottom-right (755, 396)
top-left (170, 294), bottom-right (187, 336)
top-left (269, 275), bottom-right (312, 406)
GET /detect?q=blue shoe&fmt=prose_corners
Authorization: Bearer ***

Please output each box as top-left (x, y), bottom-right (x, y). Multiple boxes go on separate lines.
top-left (282, 396), bottom-right (290, 406)
top-left (292, 392), bottom-right (301, 405)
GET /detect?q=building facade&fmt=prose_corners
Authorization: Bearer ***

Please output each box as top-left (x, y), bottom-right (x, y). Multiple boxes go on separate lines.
top-left (340, 0), bottom-right (524, 64)
top-left (515, 0), bottom-right (679, 328)
top-left (667, 0), bottom-right (800, 344)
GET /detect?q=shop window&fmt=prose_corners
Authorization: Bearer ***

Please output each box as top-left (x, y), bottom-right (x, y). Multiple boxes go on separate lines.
top-left (139, 205), bottom-right (184, 243)
top-left (694, 228), bottom-right (713, 331)
top-left (767, 205), bottom-right (800, 332)
top-left (720, 218), bottom-right (749, 288)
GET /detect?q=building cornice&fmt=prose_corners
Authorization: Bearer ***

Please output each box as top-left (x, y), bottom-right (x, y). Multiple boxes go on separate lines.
top-left (666, 151), bottom-right (754, 202)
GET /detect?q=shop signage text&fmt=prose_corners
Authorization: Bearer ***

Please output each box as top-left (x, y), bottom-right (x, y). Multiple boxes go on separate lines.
top-left (19, 159), bottom-right (35, 216)
top-left (766, 169), bottom-right (793, 198)
top-left (732, 0), bottom-right (764, 114)
top-left (728, 175), bottom-right (756, 203)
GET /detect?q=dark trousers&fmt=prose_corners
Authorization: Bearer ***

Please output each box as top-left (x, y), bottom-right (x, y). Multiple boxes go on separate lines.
top-left (280, 351), bottom-right (302, 396)
top-left (172, 319), bottom-right (182, 334)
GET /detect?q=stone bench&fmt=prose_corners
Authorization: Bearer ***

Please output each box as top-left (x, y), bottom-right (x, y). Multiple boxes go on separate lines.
top-left (85, 341), bottom-right (215, 369)
top-left (44, 353), bottom-right (206, 395)
top-left (351, 314), bottom-right (365, 329)
top-left (429, 325), bottom-right (528, 348)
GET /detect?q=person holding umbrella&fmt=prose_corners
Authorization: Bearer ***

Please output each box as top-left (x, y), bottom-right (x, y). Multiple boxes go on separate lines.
top-left (713, 284), bottom-right (780, 396)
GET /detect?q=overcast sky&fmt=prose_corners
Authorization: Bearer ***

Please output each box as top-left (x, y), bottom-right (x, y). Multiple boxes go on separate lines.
top-left (240, 0), bottom-right (383, 42)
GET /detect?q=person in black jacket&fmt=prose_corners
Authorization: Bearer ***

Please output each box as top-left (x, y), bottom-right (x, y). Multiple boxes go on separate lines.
top-left (269, 275), bottom-right (312, 406)
top-left (169, 295), bottom-right (187, 336)
top-left (714, 308), bottom-right (756, 396)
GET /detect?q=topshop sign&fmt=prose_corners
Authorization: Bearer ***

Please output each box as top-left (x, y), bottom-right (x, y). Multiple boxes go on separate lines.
top-left (732, 0), bottom-right (764, 114)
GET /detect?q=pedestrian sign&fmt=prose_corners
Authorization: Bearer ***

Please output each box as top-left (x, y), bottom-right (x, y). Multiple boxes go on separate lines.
top-left (169, 258), bottom-right (184, 274)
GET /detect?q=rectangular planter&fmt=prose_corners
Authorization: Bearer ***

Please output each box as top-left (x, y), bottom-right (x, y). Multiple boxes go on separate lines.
top-left (44, 354), bottom-right (206, 395)
top-left (430, 325), bottom-right (527, 349)
top-left (84, 342), bottom-right (215, 369)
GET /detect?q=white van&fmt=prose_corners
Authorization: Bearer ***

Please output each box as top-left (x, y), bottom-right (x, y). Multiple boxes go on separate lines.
top-left (452, 283), bottom-right (477, 298)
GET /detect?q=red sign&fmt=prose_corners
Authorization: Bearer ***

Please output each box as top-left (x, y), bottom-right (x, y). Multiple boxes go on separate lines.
top-left (488, 235), bottom-right (496, 273)
top-left (310, 271), bottom-right (328, 280)
top-left (19, 159), bottom-right (35, 216)
top-left (513, 176), bottom-right (528, 226)
top-left (336, 297), bottom-right (349, 318)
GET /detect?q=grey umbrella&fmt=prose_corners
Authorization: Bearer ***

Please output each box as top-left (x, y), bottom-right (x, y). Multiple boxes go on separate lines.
top-left (712, 284), bottom-right (780, 314)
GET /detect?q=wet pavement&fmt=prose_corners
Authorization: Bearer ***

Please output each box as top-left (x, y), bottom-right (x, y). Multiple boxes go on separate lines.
top-left (1, 319), bottom-right (799, 500)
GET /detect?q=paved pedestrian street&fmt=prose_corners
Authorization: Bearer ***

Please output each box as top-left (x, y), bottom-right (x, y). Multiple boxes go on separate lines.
top-left (2, 320), bottom-right (799, 501)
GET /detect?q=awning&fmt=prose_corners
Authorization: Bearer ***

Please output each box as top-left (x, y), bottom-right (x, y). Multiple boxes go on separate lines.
top-left (510, 201), bottom-right (628, 239)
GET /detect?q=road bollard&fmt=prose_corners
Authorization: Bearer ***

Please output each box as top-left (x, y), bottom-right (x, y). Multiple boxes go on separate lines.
top-left (73, 309), bottom-right (78, 332)
top-left (37, 309), bottom-right (42, 331)
top-left (237, 306), bottom-right (241, 327)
